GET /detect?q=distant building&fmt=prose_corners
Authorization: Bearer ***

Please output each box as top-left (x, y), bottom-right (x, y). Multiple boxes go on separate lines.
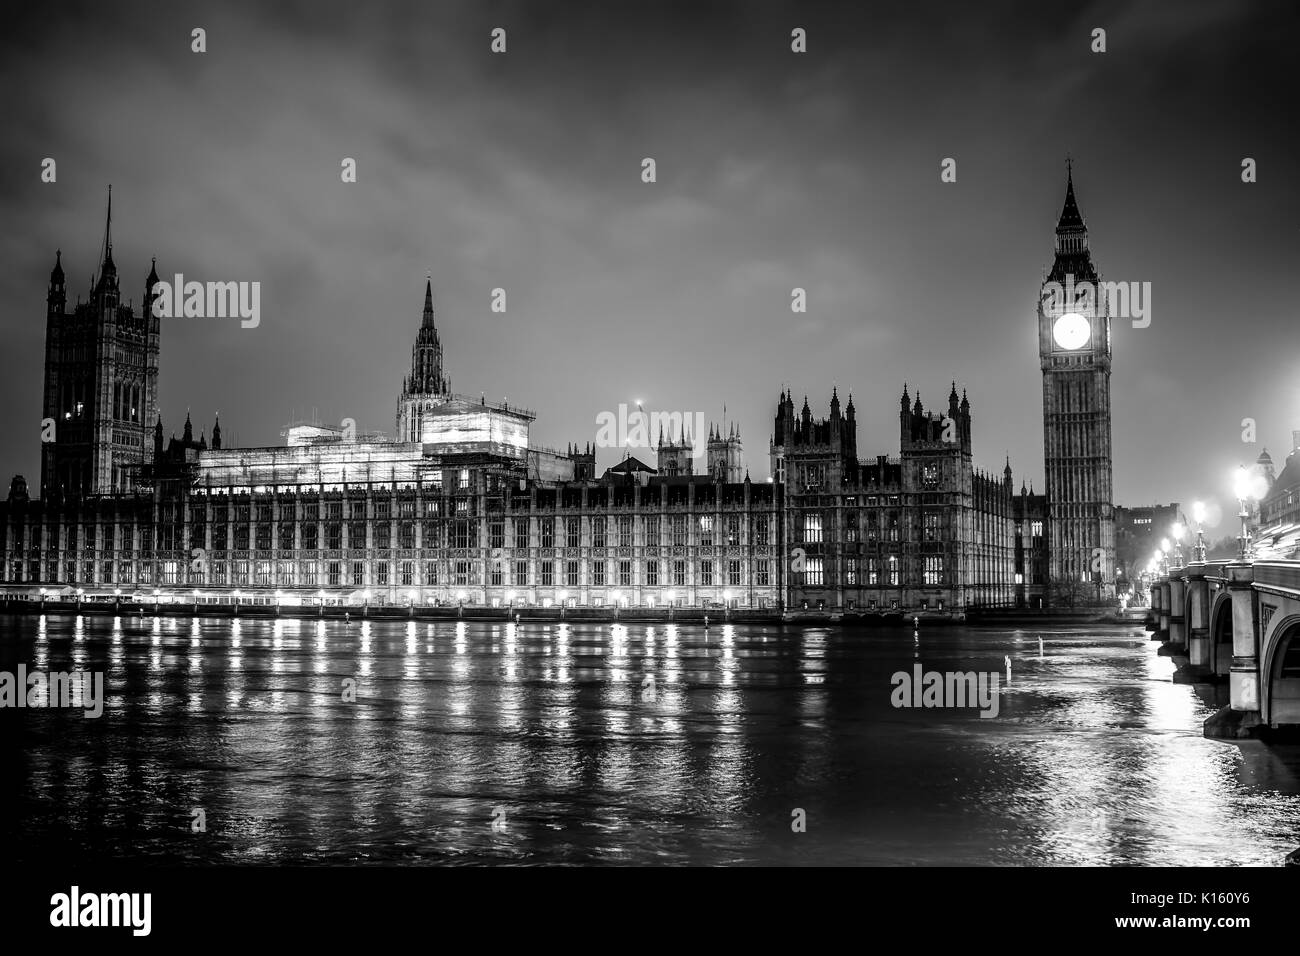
top-left (1115, 503), bottom-right (1181, 589)
top-left (1260, 432), bottom-right (1300, 531)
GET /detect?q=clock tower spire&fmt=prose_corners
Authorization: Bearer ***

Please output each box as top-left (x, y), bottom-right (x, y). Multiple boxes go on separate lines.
top-left (1038, 164), bottom-right (1115, 601)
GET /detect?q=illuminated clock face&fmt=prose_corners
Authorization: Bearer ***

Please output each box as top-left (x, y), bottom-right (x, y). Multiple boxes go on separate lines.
top-left (1052, 312), bottom-right (1090, 350)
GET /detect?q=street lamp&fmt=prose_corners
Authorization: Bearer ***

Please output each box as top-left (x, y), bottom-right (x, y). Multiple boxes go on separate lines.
top-left (1233, 466), bottom-right (1256, 561)
top-left (1171, 522), bottom-right (1185, 567)
top-left (1192, 501), bottom-right (1207, 562)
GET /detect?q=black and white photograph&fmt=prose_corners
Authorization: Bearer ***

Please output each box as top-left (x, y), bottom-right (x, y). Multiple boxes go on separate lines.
top-left (0, 0), bottom-right (1297, 938)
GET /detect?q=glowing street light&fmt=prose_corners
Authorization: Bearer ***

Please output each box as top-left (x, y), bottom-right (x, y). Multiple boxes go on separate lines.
top-left (1233, 465), bottom-right (1263, 560)
top-left (1192, 501), bottom-right (1208, 562)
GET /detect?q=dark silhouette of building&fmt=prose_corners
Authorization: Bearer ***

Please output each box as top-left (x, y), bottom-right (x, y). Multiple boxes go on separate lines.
top-left (41, 190), bottom-right (161, 498)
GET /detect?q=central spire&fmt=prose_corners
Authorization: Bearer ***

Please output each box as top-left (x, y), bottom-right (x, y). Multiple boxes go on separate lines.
top-left (95, 185), bottom-right (118, 293)
top-left (404, 277), bottom-right (447, 396)
top-left (1056, 163), bottom-right (1085, 234)
top-left (1049, 161), bottom-right (1094, 279)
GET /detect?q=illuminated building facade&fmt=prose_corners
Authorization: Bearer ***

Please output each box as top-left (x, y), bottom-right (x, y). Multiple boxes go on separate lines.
top-left (2, 265), bottom-right (782, 610)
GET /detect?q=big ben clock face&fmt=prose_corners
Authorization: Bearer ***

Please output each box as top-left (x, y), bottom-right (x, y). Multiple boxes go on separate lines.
top-left (1052, 312), bottom-right (1090, 350)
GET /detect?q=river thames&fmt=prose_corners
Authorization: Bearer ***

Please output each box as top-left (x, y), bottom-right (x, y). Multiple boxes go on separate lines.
top-left (1, 613), bottom-right (1297, 865)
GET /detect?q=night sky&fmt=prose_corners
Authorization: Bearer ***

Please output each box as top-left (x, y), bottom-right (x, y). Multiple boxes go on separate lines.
top-left (1, 0), bottom-right (1295, 535)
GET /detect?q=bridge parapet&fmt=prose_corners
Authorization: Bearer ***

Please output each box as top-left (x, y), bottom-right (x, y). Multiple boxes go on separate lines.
top-left (1153, 559), bottom-right (1300, 738)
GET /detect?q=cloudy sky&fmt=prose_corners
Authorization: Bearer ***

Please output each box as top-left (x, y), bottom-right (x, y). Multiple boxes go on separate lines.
top-left (1, 0), bottom-right (1295, 533)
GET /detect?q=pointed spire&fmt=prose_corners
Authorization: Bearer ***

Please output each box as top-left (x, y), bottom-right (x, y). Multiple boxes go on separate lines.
top-left (50, 249), bottom-right (65, 284)
top-left (1056, 161), bottom-right (1086, 237)
top-left (147, 256), bottom-right (159, 288)
top-left (212, 414), bottom-right (222, 450)
top-left (183, 412), bottom-right (193, 443)
top-left (422, 274), bottom-right (434, 329)
top-left (104, 184), bottom-right (112, 256)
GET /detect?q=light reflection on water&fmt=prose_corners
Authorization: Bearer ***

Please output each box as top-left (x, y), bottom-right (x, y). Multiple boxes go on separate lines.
top-left (1, 614), bottom-right (1297, 865)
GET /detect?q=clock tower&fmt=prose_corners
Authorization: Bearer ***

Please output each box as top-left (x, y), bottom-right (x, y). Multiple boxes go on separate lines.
top-left (1038, 166), bottom-right (1115, 600)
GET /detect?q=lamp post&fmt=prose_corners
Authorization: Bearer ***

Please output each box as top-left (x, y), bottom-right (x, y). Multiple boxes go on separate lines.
top-left (1192, 502), bottom-right (1207, 563)
top-left (1171, 522), bottom-right (1185, 568)
top-left (1234, 466), bottom-right (1254, 561)
top-left (1159, 539), bottom-right (1170, 576)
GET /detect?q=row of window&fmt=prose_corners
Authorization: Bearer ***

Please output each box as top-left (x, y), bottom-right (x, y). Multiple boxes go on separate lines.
top-left (12, 513), bottom-right (774, 552)
top-left (3, 557), bottom-right (773, 589)
top-left (798, 555), bottom-right (933, 586)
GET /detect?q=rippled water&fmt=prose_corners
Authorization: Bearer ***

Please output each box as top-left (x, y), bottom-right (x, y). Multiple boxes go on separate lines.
top-left (1, 613), bottom-right (1297, 865)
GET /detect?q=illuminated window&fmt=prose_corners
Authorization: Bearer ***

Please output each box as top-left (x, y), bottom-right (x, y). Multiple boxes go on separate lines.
top-left (698, 516), bottom-right (713, 546)
top-left (804, 557), bottom-right (823, 586)
top-left (804, 514), bottom-right (823, 543)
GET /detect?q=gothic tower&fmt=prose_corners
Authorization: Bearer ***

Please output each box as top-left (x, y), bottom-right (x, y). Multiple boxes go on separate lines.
top-left (1038, 166), bottom-right (1115, 598)
top-left (706, 422), bottom-right (744, 481)
top-left (40, 190), bottom-right (161, 498)
top-left (656, 420), bottom-right (697, 477)
top-left (396, 277), bottom-right (451, 442)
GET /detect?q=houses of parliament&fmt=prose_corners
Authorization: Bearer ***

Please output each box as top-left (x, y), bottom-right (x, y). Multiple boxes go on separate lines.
top-left (0, 173), bottom-right (1118, 614)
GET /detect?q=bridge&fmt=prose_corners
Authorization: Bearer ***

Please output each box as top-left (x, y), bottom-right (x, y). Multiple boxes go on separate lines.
top-left (1151, 559), bottom-right (1300, 738)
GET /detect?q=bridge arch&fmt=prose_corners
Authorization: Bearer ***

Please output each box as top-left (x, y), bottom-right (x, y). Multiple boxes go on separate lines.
top-left (1208, 591), bottom-right (1233, 678)
top-left (1262, 615), bottom-right (1300, 728)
